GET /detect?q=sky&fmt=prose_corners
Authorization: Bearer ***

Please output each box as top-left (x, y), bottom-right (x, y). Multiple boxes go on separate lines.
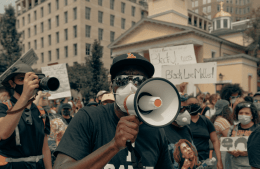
top-left (0, 0), bottom-right (16, 14)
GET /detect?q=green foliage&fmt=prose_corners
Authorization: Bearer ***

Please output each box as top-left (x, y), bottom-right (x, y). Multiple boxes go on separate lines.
top-left (67, 40), bottom-right (110, 101)
top-left (0, 5), bottom-right (22, 73)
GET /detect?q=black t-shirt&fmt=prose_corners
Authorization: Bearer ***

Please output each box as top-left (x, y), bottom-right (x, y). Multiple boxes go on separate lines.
top-left (164, 125), bottom-right (195, 169)
top-left (188, 116), bottom-right (215, 161)
top-left (0, 96), bottom-right (50, 169)
top-left (248, 125), bottom-right (260, 168)
top-left (201, 106), bottom-right (210, 116)
top-left (54, 103), bottom-right (173, 169)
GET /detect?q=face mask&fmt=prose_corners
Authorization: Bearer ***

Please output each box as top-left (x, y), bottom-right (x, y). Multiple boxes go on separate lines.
top-left (14, 84), bottom-right (24, 95)
top-left (231, 98), bottom-right (237, 105)
top-left (189, 104), bottom-right (201, 115)
top-left (175, 110), bottom-right (191, 127)
top-left (63, 110), bottom-right (71, 116)
top-left (254, 103), bottom-right (260, 110)
top-left (238, 115), bottom-right (252, 125)
top-left (114, 81), bottom-right (137, 112)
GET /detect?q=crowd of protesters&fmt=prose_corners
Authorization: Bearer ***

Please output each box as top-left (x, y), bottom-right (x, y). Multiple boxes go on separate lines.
top-left (1, 54), bottom-right (260, 169)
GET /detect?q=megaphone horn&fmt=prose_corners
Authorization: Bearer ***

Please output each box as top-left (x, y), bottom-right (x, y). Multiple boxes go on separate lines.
top-left (123, 77), bottom-right (181, 128)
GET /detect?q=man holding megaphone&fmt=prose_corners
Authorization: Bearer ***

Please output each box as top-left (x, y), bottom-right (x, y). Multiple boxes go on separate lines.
top-left (53, 53), bottom-right (179, 169)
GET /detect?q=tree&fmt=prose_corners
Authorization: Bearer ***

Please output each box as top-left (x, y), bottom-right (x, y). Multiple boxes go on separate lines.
top-left (67, 40), bottom-right (110, 101)
top-left (244, 8), bottom-right (260, 58)
top-left (0, 5), bottom-right (22, 74)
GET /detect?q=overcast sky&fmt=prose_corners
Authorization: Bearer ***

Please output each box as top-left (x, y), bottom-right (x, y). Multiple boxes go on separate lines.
top-left (0, 0), bottom-right (16, 14)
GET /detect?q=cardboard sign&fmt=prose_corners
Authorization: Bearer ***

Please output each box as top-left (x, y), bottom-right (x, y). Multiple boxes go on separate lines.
top-left (162, 62), bottom-right (217, 85)
top-left (41, 63), bottom-right (71, 100)
top-left (149, 44), bottom-right (197, 77)
top-left (220, 136), bottom-right (249, 151)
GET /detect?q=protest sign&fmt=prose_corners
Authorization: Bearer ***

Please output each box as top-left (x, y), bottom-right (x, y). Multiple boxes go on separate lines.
top-left (149, 44), bottom-right (197, 77)
top-left (220, 136), bottom-right (249, 151)
top-left (41, 63), bottom-right (71, 100)
top-left (162, 62), bottom-right (217, 85)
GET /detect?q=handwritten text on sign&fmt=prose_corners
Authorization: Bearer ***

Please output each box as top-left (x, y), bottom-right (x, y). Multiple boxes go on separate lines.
top-left (149, 44), bottom-right (197, 77)
top-left (41, 63), bottom-right (71, 100)
top-left (162, 62), bottom-right (217, 84)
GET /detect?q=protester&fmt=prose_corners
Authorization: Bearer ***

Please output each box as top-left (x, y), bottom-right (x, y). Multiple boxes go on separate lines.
top-left (247, 125), bottom-right (260, 169)
top-left (244, 96), bottom-right (253, 103)
top-left (227, 101), bottom-right (260, 169)
top-left (0, 88), bottom-right (10, 103)
top-left (210, 100), bottom-right (233, 169)
top-left (53, 53), bottom-right (173, 168)
top-left (196, 92), bottom-right (211, 116)
top-left (0, 63), bottom-right (51, 169)
top-left (86, 101), bottom-right (98, 107)
top-left (253, 92), bottom-right (260, 103)
top-left (61, 103), bottom-right (73, 124)
top-left (96, 90), bottom-right (108, 105)
top-left (220, 84), bottom-right (243, 109)
top-left (206, 93), bottom-right (221, 118)
top-left (101, 93), bottom-right (115, 105)
top-left (187, 97), bottom-right (223, 169)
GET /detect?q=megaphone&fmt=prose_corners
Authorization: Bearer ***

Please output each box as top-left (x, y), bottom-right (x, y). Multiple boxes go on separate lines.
top-left (123, 77), bottom-right (180, 127)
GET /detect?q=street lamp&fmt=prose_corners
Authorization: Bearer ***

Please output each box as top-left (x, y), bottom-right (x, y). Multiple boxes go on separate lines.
top-left (219, 73), bottom-right (224, 80)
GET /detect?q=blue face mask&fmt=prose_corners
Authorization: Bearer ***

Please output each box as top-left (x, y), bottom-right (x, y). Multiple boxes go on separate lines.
top-left (175, 110), bottom-right (191, 127)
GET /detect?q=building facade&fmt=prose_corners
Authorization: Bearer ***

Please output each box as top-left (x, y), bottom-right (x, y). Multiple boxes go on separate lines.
top-left (191, 0), bottom-right (260, 21)
top-left (15, 0), bottom-right (147, 69)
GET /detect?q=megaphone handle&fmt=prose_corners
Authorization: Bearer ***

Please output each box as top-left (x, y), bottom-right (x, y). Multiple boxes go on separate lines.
top-left (126, 141), bottom-right (143, 169)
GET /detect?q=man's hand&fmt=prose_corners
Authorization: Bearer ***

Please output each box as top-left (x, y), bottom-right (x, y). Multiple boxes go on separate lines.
top-left (228, 150), bottom-right (239, 157)
top-left (180, 82), bottom-right (188, 93)
top-left (112, 115), bottom-right (141, 151)
top-left (21, 72), bottom-right (39, 100)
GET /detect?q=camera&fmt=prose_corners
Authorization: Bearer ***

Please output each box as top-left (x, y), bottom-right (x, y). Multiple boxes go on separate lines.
top-left (37, 74), bottom-right (60, 91)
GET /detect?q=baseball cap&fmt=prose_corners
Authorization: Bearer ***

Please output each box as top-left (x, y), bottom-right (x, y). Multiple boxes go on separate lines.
top-left (97, 90), bottom-right (108, 98)
top-left (214, 100), bottom-right (229, 115)
top-left (62, 103), bottom-right (72, 109)
top-left (101, 93), bottom-right (115, 102)
top-left (254, 92), bottom-right (260, 97)
top-left (110, 53), bottom-right (154, 80)
top-left (87, 101), bottom-right (98, 107)
top-left (1, 63), bottom-right (34, 88)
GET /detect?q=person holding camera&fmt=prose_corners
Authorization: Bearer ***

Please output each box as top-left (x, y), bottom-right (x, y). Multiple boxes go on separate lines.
top-left (53, 53), bottom-right (173, 169)
top-left (0, 63), bottom-right (52, 169)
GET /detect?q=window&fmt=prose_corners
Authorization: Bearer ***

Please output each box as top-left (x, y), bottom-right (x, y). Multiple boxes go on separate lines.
top-left (98, 0), bottom-right (102, 6)
top-left (132, 21), bottom-right (135, 27)
top-left (48, 3), bottom-right (51, 14)
top-left (226, 6), bottom-right (229, 12)
top-left (41, 22), bottom-right (44, 32)
top-left (239, 8), bottom-right (241, 14)
top-left (34, 40), bottom-right (37, 49)
top-left (224, 19), bottom-right (228, 28)
top-left (98, 11), bottom-right (103, 23)
top-left (48, 19), bottom-right (51, 30)
top-left (247, 7), bottom-right (250, 13)
top-left (64, 0), bottom-right (68, 6)
top-left (28, 14), bottom-right (30, 23)
top-left (132, 6), bottom-right (135, 17)
top-left (217, 5), bottom-right (220, 11)
top-left (244, 8), bottom-right (246, 14)
top-left (203, 7), bottom-right (207, 13)
top-left (56, 0), bottom-right (59, 10)
top-left (217, 20), bottom-right (220, 28)
top-left (64, 29), bottom-right (68, 40)
top-left (203, 0), bottom-right (206, 4)
top-left (195, 9), bottom-right (198, 13)
top-left (23, 44), bottom-right (25, 53)
top-left (56, 48), bottom-right (59, 60)
top-left (236, 8), bottom-right (239, 14)
top-left (34, 11), bottom-right (37, 20)
top-left (239, 0), bottom-right (241, 5)
top-left (85, 7), bottom-right (91, 20)
top-left (17, 20), bottom-right (20, 29)
top-left (121, 18), bottom-right (125, 29)
top-left (64, 46), bottom-right (68, 58)
top-left (85, 25), bottom-right (91, 37)
top-left (230, 7), bottom-right (233, 13)
top-left (208, 6), bottom-right (211, 12)
top-left (86, 43), bottom-right (91, 55)
top-left (56, 32), bottom-right (59, 43)
top-left (121, 2), bottom-right (125, 13)
top-left (40, 8), bottom-right (43, 19)
top-left (73, 44), bottom-right (77, 56)
top-left (192, 2), bottom-right (194, 7)
top-left (86, 0), bottom-right (90, 1)
top-left (41, 53), bottom-right (44, 63)
top-left (73, 25), bottom-right (77, 38)
top-left (22, 17), bottom-right (25, 27)
top-left (195, 1), bottom-right (198, 7)
top-left (73, 7), bottom-right (77, 20)
top-left (110, 31), bottom-right (115, 42)
top-left (28, 42), bottom-right (31, 49)
top-left (56, 15), bottom-right (59, 27)
top-left (211, 51), bottom-right (216, 58)
top-left (28, 28), bottom-right (31, 38)
top-left (226, 0), bottom-right (229, 3)
top-left (110, 0), bottom-right (115, 10)
top-left (34, 25), bottom-right (37, 35)
top-left (98, 28), bottom-right (103, 40)
top-left (236, 0), bottom-right (238, 4)
top-left (110, 15), bottom-right (115, 26)
top-left (48, 51), bottom-right (51, 61)
top-left (48, 35), bottom-right (51, 46)
top-left (22, 31), bottom-right (25, 39)
top-left (41, 37), bottom-right (44, 48)
top-left (208, 0), bottom-right (211, 3)
top-left (64, 12), bottom-right (68, 23)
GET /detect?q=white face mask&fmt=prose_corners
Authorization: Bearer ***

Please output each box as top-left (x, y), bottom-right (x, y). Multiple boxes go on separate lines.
top-left (238, 115), bottom-right (252, 125)
top-left (114, 81), bottom-right (137, 112)
top-left (175, 110), bottom-right (191, 127)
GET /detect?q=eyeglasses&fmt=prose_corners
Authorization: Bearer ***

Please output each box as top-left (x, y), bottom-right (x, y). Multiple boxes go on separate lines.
top-left (113, 75), bottom-right (147, 87)
top-left (230, 95), bottom-right (240, 99)
top-left (254, 99), bottom-right (260, 103)
top-left (180, 105), bottom-right (191, 113)
top-left (236, 102), bottom-right (252, 110)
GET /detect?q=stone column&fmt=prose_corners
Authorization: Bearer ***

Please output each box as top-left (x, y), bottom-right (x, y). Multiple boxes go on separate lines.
top-left (32, 0), bottom-right (35, 8)
top-left (191, 15), bottom-right (194, 26)
top-left (26, 0), bottom-right (29, 11)
top-left (197, 17), bottom-right (200, 28)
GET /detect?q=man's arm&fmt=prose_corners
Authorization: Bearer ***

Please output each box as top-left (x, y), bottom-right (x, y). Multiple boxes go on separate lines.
top-left (210, 131), bottom-right (223, 169)
top-left (42, 134), bottom-right (52, 169)
top-left (0, 72), bottom-right (39, 140)
top-left (53, 115), bottom-right (140, 169)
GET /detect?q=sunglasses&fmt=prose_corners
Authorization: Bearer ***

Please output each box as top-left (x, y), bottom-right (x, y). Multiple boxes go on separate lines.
top-left (254, 99), bottom-right (260, 103)
top-left (180, 105), bottom-right (191, 113)
top-left (236, 102), bottom-right (252, 110)
top-left (230, 95), bottom-right (240, 99)
top-left (113, 75), bottom-right (147, 87)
